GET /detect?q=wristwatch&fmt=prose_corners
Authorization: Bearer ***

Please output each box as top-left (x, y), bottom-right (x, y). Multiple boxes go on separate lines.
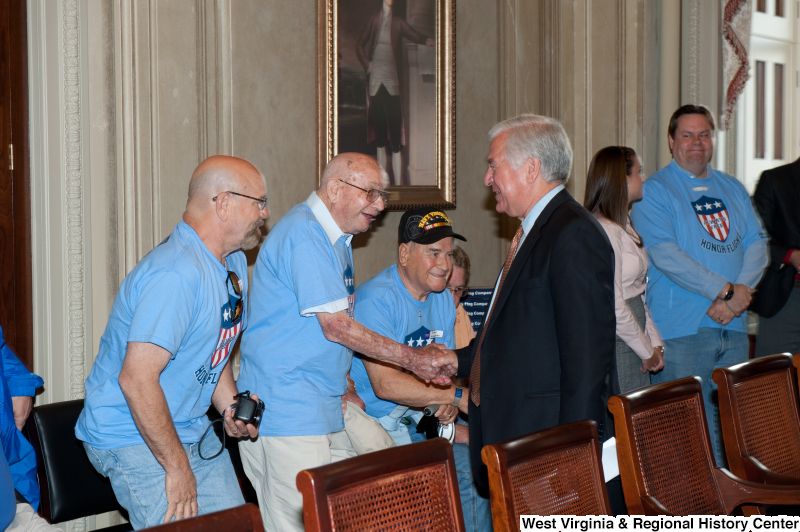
top-left (722, 285), bottom-right (734, 301)
top-left (451, 387), bottom-right (463, 407)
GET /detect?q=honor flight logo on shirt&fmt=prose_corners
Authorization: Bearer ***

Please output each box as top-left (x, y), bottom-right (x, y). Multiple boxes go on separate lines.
top-left (404, 326), bottom-right (443, 347)
top-left (344, 264), bottom-right (355, 318)
top-left (692, 196), bottom-right (730, 242)
top-left (211, 301), bottom-right (242, 369)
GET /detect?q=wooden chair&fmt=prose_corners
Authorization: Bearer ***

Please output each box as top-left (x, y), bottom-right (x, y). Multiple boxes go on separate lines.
top-left (608, 376), bottom-right (800, 515)
top-left (713, 354), bottom-right (800, 515)
top-left (481, 420), bottom-right (610, 531)
top-left (296, 438), bottom-right (465, 532)
top-left (792, 354), bottom-right (800, 402)
top-left (139, 504), bottom-right (261, 532)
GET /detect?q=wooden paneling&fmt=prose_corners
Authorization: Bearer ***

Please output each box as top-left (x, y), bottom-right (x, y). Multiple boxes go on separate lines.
top-left (0, 0), bottom-right (33, 370)
top-left (774, 63), bottom-right (783, 160)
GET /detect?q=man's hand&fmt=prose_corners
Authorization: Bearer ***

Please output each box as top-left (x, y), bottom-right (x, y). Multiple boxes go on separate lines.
top-left (717, 282), bottom-right (755, 316)
top-left (163, 464), bottom-right (198, 523)
top-left (405, 344), bottom-right (457, 384)
top-left (341, 376), bottom-right (366, 414)
top-left (434, 404), bottom-right (458, 425)
top-left (640, 347), bottom-right (665, 374)
top-left (454, 424), bottom-right (469, 446)
top-left (11, 396), bottom-right (33, 431)
top-left (790, 249), bottom-right (800, 271)
top-left (222, 393), bottom-right (260, 439)
top-left (707, 298), bottom-right (735, 325)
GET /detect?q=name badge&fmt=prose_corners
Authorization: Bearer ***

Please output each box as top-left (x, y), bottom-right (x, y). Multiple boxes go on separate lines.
top-left (429, 330), bottom-right (444, 339)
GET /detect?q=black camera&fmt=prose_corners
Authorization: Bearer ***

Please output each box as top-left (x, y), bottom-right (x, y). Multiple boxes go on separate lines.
top-left (232, 390), bottom-right (264, 429)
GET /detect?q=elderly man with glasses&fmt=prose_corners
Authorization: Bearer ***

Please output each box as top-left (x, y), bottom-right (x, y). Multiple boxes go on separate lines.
top-left (237, 152), bottom-right (457, 532)
top-left (75, 155), bottom-right (269, 529)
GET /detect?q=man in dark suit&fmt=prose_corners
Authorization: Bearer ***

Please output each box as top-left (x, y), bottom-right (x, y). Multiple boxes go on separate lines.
top-left (752, 158), bottom-right (800, 357)
top-left (456, 115), bottom-right (618, 505)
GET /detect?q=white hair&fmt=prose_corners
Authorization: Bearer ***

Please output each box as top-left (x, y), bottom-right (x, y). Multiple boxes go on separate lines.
top-left (488, 114), bottom-right (573, 183)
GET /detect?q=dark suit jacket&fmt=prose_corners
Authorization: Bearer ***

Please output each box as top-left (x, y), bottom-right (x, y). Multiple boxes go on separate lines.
top-left (751, 158), bottom-right (800, 318)
top-left (456, 190), bottom-right (617, 489)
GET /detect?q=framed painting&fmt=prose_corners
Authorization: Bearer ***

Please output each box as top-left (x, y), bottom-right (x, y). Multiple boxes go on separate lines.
top-left (317, 0), bottom-right (456, 210)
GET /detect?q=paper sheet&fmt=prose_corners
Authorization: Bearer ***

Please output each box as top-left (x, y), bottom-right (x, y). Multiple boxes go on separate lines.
top-left (602, 437), bottom-right (619, 482)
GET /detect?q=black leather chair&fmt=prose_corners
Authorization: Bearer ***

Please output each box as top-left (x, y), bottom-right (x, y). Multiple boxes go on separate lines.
top-left (26, 399), bottom-right (132, 531)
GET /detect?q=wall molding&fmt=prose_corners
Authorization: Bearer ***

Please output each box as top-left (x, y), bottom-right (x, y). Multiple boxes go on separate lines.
top-left (63, 0), bottom-right (87, 403)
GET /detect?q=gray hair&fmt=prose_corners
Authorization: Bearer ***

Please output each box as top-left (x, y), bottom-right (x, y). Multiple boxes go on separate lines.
top-left (488, 114), bottom-right (573, 183)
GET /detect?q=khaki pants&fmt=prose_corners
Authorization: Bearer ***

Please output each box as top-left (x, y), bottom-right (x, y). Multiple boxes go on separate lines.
top-left (239, 431), bottom-right (357, 532)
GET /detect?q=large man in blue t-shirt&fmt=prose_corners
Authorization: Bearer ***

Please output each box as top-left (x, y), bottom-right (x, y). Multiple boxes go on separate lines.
top-left (75, 156), bottom-right (269, 529)
top-left (238, 153), bottom-right (457, 532)
top-left (350, 207), bottom-right (492, 532)
top-left (631, 105), bottom-right (768, 465)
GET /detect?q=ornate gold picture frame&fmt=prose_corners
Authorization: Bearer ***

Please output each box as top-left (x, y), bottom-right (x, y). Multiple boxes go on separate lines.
top-left (317, 0), bottom-right (456, 210)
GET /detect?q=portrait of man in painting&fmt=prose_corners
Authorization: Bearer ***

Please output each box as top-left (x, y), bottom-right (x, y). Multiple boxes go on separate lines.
top-left (338, 0), bottom-right (436, 186)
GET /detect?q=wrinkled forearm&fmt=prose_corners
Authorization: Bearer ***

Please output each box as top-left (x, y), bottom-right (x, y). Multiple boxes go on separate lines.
top-left (318, 311), bottom-right (415, 368)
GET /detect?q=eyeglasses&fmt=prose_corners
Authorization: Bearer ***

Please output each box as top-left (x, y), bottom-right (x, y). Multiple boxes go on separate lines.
top-left (449, 286), bottom-right (469, 301)
top-left (226, 271), bottom-right (243, 325)
top-left (337, 179), bottom-right (389, 203)
top-left (213, 191), bottom-right (268, 211)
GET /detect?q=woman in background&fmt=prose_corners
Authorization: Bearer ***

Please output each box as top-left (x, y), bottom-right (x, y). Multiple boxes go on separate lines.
top-left (584, 146), bottom-right (665, 392)
top-left (448, 246), bottom-right (475, 350)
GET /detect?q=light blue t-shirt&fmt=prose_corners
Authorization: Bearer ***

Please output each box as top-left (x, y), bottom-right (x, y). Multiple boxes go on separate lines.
top-left (238, 194), bottom-right (355, 437)
top-left (350, 265), bottom-right (456, 418)
top-left (75, 221), bottom-right (248, 449)
top-left (631, 160), bottom-right (768, 339)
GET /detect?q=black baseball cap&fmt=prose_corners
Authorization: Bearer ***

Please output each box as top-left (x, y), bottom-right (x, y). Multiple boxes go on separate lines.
top-left (398, 207), bottom-right (467, 245)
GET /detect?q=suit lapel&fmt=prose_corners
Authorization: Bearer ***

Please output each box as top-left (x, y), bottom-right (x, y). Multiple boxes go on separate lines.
top-left (483, 189), bottom-right (572, 341)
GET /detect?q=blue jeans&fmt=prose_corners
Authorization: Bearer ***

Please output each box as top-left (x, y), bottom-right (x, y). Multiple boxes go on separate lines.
top-left (406, 417), bottom-right (493, 532)
top-left (84, 438), bottom-right (244, 530)
top-left (651, 327), bottom-right (749, 467)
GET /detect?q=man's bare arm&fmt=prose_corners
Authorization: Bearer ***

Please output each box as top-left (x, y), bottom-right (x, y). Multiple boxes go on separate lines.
top-left (316, 311), bottom-right (456, 383)
top-left (363, 358), bottom-right (468, 415)
top-left (118, 342), bottom-right (197, 523)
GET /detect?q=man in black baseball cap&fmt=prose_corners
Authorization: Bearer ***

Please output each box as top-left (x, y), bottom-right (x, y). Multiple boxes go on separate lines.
top-left (398, 207), bottom-right (467, 245)
top-left (349, 208), bottom-right (492, 532)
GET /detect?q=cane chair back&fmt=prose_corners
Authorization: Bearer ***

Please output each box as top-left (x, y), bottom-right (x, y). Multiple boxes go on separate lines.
top-left (140, 504), bottom-right (261, 532)
top-left (482, 420), bottom-right (610, 532)
top-left (296, 438), bottom-right (465, 532)
top-left (609, 376), bottom-right (800, 515)
top-left (713, 354), bottom-right (800, 515)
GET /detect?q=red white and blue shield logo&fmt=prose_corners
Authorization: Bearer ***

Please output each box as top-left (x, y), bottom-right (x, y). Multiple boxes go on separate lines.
top-left (211, 301), bottom-right (242, 369)
top-left (692, 196), bottom-right (730, 242)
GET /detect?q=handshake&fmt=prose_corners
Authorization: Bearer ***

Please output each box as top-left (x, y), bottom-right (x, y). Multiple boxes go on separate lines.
top-left (403, 342), bottom-right (458, 385)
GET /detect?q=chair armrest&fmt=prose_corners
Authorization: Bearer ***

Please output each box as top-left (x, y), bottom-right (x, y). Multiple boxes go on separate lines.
top-left (742, 457), bottom-right (800, 486)
top-left (715, 468), bottom-right (800, 513)
top-left (641, 496), bottom-right (673, 515)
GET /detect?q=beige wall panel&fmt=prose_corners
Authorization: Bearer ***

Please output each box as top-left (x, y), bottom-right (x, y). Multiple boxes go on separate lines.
top-left (154, 1), bottom-right (203, 236)
top-left (589, 0), bottom-right (620, 159)
top-left (230, 0), bottom-right (317, 229)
